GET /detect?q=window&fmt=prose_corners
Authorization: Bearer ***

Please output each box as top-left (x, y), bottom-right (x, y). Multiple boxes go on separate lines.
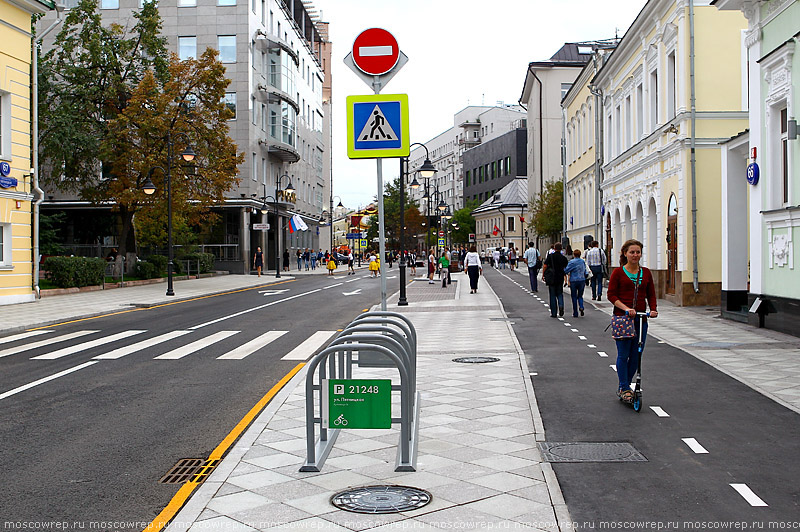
top-left (178, 37), bottom-right (196, 60)
top-left (507, 217), bottom-right (515, 232)
top-left (218, 36), bottom-right (236, 63)
top-left (781, 108), bottom-right (789, 204)
top-left (261, 103), bottom-right (266, 131)
top-left (101, 0), bottom-right (118, 9)
top-left (252, 153), bottom-right (257, 181)
top-left (650, 70), bottom-right (658, 130)
top-left (177, 0), bottom-right (195, 6)
top-left (491, 162), bottom-right (496, 179)
top-left (261, 0), bottom-right (265, 25)
top-left (466, 170), bottom-right (471, 187)
top-left (625, 95), bottom-right (632, 150)
top-left (505, 156), bottom-right (511, 175)
top-left (561, 83), bottom-right (572, 102)
top-left (223, 93), bottom-right (236, 118)
top-left (636, 84), bottom-right (643, 140)
top-left (0, 223), bottom-right (10, 267)
top-left (261, 157), bottom-right (266, 185)
top-left (615, 105), bottom-right (621, 157)
top-left (251, 96), bottom-right (257, 125)
top-left (0, 91), bottom-right (10, 160)
top-left (667, 52), bottom-right (676, 119)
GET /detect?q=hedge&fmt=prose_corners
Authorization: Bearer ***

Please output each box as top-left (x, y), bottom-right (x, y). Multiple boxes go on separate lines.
top-left (43, 256), bottom-right (107, 288)
top-left (178, 252), bottom-right (215, 274)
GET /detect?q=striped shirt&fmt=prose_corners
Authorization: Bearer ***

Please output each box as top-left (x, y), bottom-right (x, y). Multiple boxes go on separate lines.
top-left (585, 247), bottom-right (604, 267)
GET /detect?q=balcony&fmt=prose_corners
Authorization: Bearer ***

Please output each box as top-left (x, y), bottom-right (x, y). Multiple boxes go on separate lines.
top-left (459, 137), bottom-right (481, 146)
top-left (257, 83), bottom-right (299, 114)
top-left (259, 138), bottom-right (300, 163)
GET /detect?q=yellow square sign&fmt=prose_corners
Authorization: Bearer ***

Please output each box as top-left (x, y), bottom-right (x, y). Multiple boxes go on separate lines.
top-left (346, 94), bottom-right (410, 159)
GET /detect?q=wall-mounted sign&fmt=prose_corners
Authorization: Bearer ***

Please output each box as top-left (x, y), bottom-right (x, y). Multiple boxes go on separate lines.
top-left (746, 162), bottom-right (760, 186)
top-left (0, 162), bottom-right (10, 176)
top-left (277, 189), bottom-right (297, 203)
top-left (252, 223), bottom-right (269, 230)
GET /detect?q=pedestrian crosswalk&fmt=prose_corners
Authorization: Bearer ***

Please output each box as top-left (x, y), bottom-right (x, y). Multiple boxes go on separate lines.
top-left (0, 328), bottom-right (338, 362)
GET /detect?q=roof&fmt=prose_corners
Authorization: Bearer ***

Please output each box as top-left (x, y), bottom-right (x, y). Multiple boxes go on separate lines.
top-left (472, 177), bottom-right (529, 215)
top-left (6, 0), bottom-right (55, 13)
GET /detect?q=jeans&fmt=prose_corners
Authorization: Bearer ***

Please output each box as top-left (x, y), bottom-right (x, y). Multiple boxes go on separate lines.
top-left (615, 318), bottom-right (648, 390)
top-left (297, 258), bottom-right (302, 270)
top-left (311, 258), bottom-right (317, 270)
top-left (527, 266), bottom-right (539, 291)
top-left (590, 265), bottom-right (604, 298)
top-left (548, 284), bottom-right (564, 316)
top-left (467, 265), bottom-right (480, 290)
top-left (569, 281), bottom-right (585, 316)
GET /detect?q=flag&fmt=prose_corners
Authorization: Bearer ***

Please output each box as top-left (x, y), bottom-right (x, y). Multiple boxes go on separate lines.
top-left (289, 214), bottom-right (308, 233)
top-left (492, 224), bottom-right (500, 236)
top-left (519, 216), bottom-right (526, 223)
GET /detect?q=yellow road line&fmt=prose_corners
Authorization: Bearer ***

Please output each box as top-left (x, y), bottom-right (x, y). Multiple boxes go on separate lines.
top-left (143, 362), bottom-right (306, 532)
top-left (27, 279), bottom-right (295, 331)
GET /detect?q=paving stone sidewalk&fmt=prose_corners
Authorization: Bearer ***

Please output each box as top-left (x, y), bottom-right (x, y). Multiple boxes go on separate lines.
top-left (166, 271), bottom-right (569, 531)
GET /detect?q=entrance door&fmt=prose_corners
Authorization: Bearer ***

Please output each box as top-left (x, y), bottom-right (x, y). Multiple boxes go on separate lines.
top-left (605, 213), bottom-right (613, 268)
top-left (666, 215), bottom-right (677, 295)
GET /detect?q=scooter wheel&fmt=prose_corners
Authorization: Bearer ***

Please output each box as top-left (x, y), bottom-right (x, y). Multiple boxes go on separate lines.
top-left (633, 392), bottom-right (642, 412)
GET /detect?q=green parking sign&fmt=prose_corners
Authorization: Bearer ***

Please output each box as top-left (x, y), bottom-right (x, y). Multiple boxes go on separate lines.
top-left (323, 379), bottom-right (392, 429)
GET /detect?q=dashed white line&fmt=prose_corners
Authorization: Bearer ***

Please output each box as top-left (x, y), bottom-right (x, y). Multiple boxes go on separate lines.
top-left (730, 484), bottom-right (768, 507)
top-left (587, 344), bottom-right (596, 348)
top-left (682, 438), bottom-right (709, 454)
top-left (610, 364), bottom-right (617, 371)
top-left (0, 361), bottom-right (99, 401)
top-left (564, 323), bottom-right (571, 326)
top-left (598, 351), bottom-right (608, 357)
top-left (650, 406), bottom-right (670, 417)
top-left (571, 329), bottom-right (579, 332)
top-left (578, 335), bottom-right (587, 340)
top-left (323, 282), bottom-right (344, 290)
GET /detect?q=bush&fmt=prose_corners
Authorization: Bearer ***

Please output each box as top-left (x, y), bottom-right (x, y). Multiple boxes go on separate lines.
top-left (178, 252), bottom-right (215, 274)
top-left (135, 260), bottom-right (157, 279)
top-left (146, 255), bottom-right (168, 276)
top-left (43, 256), bottom-right (107, 288)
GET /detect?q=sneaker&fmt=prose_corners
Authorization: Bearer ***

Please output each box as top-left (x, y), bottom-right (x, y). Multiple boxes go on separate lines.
top-left (559, 307), bottom-right (564, 317)
top-left (580, 308), bottom-right (584, 316)
top-left (429, 281), bottom-right (435, 284)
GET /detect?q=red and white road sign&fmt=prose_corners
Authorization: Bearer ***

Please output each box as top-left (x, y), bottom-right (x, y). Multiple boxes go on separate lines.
top-left (438, 231), bottom-right (445, 237)
top-left (352, 28), bottom-right (399, 76)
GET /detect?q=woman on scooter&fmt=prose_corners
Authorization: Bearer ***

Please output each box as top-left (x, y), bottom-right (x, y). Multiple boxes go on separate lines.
top-left (607, 239), bottom-right (658, 403)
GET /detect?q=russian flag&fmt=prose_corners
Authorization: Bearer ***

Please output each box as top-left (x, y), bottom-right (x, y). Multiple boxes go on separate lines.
top-left (289, 214), bottom-right (308, 233)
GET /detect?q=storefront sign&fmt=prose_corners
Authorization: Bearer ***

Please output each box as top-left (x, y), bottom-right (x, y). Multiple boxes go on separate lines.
top-left (277, 189), bottom-right (297, 203)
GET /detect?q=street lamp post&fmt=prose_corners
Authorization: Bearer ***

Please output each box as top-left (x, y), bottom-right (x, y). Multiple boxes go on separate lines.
top-left (142, 131), bottom-right (196, 296)
top-left (268, 174), bottom-right (295, 278)
top-left (401, 144), bottom-right (436, 306)
top-left (329, 195), bottom-right (343, 254)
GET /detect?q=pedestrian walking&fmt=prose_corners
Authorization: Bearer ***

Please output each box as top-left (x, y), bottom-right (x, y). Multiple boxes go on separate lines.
top-left (409, 251), bottom-right (417, 277)
top-left (347, 250), bottom-right (355, 275)
top-left (585, 240), bottom-right (606, 300)
top-left (492, 248), bottom-right (500, 269)
top-left (523, 242), bottom-right (541, 292)
top-left (296, 249), bottom-right (302, 270)
top-left (368, 251), bottom-right (379, 278)
top-left (282, 249), bottom-right (290, 272)
top-left (464, 245), bottom-right (482, 293)
top-left (253, 247), bottom-right (263, 277)
top-left (542, 242), bottom-right (569, 318)
top-left (499, 248), bottom-right (508, 269)
top-left (310, 249), bottom-right (317, 270)
top-left (327, 254), bottom-right (337, 276)
top-left (428, 249), bottom-right (436, 284)
top-left (438, 252), bottom-right (450, 288)
top-left (564, 249), bottom-right (589, 317)
top-left (508, 246), bottom-right (517, 271)
top-left (303, 248), bottom-right (310, 270)
top-left (607, 239), bottom-right (658, 403)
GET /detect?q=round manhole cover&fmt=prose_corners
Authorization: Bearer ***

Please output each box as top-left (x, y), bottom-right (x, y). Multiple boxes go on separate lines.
top-left (452, 356), bottom-right (500, 363)
top-left (541, 442), bottom-right (647, 462)
top-left (331, 485), bottom-right (431, 514)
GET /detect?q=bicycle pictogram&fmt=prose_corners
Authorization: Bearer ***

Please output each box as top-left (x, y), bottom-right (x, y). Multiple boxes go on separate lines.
top-left (333, 414), bottom-right (348, 426)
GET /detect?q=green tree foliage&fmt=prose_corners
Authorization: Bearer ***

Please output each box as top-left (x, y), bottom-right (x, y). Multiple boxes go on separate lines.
top-left (366, 176), bottom-right (420, 249)
top-left (448, 199), bottom-right (480, 246)
top-left (39, 212), bottom-right (66, 255)
top-left (528, 179), bottom-right (564, 241)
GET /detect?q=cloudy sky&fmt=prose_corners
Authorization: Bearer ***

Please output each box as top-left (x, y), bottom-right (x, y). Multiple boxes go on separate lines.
top-left (312, 0), bottom-right (645, 210)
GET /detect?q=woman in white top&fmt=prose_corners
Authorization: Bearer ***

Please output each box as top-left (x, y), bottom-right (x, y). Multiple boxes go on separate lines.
top-left (464, 245), bottom-right (482, 293)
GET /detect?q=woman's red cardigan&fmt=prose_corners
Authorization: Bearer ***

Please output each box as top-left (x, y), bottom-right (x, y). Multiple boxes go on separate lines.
top-left (607, 266), bottom-right (657, 316)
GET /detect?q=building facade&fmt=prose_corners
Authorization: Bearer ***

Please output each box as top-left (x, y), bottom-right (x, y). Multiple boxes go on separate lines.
top-left (715, 0), bottom-right (799, 334)
top-left (593, 0), bottom-right (747, 305)
top-left (407, 105), bottom-right (526, 218)
top-left (471, 177), bottom-right (529, 255)
top-left (0, 0), bottom-right (54, 305)
top-left (39, 0), bottom-right (330, 274)
top-left (462, 126), bottom-right (527, 206)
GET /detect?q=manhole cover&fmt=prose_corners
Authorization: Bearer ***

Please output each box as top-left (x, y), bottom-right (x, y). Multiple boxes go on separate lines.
top-left (538, 442), bottom-right (647, 463)
top-left (331, 485), bottom-right (431, 514)
top-left (686, 341), bottom-right (744, 349)
top-left (452, 356), bottom-right (500, 363)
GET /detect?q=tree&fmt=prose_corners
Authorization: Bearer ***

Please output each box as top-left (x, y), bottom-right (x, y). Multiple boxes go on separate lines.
top-left (528, 179), bottom-right (564, 242)
top-left (106, 51), bottom-right (243, 251)
top-left (366, 177), bottom-right (419, 250)
top-left (448, 199), bottom-right (480, 246)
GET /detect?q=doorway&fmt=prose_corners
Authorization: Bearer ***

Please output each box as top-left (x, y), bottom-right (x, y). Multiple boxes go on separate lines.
top-left (666, 194), bottom-right (678, 295)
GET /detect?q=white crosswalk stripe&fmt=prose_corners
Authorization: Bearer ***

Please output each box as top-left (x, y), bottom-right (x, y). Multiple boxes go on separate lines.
top-left (32, 330), bottom-right (147, 360)
top-left (281, 331), bottom-right (336, 360)
top-left (93, 330), bottom-right (193, 360)
top-left (154, 331), bottom-right (239, 360)
top-left (0, 331), bottom-right (99, 359)
top-left (217, 330), bottom-right (288, 360)
top-left (0, 330), bottom-right (52, 346)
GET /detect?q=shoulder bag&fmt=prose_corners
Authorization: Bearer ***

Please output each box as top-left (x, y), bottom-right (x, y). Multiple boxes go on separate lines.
top-left (610, 270), bottom-right (641, 340)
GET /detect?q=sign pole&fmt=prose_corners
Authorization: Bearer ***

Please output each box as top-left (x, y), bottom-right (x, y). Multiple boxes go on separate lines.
top-left (371, 75), bottom-right (389, 311)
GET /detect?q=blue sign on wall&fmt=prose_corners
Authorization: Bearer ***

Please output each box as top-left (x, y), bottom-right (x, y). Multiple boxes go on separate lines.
top-left (0, 161), bottom-right (11, 176)
top-left (746, 162), bottom-right (760, 186)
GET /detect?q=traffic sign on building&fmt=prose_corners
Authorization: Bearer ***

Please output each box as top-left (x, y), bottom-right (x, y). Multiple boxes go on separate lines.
top-left (346, 94), bottom-right (409, 159)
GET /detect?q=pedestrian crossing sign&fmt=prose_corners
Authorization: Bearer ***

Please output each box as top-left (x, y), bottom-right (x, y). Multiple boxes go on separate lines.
top-left (346, 93), bottom-right (410, 159)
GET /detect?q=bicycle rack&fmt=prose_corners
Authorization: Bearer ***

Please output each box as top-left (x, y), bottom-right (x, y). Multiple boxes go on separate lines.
top-left (301, 314), bottom-right (419, 473)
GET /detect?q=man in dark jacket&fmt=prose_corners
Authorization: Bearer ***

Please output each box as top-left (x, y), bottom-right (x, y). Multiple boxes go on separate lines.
top-left (542, 242), bottom-right (569, 317)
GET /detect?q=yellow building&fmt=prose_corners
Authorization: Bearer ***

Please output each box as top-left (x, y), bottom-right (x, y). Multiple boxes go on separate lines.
top-left (592, 0), bottom-right (748, 305)
top-left (0, 0), bottom-right (54, 305)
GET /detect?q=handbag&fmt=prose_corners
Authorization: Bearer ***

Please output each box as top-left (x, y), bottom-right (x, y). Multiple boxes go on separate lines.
top-left (609, 270), bottom-right (641, 339)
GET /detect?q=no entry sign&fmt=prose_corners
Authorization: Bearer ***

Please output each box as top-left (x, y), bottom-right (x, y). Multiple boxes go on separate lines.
top-left (352, 28), bottom-right (399, 76)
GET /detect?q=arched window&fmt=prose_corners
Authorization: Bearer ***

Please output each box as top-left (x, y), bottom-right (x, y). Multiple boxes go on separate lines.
top-left (668, 193), bottom-right (678, 216)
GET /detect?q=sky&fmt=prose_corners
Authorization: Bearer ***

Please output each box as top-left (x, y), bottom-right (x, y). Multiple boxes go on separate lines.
top-left (313, 0), bottom-right (646, 210)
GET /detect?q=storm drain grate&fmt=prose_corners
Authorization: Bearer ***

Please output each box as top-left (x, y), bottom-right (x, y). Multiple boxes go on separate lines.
top-left (538, 442), bottom-right (647, 463)
top-left (159, 458), bottom-right (219, 484)
top-left (331, 485), bottom-right (432, 514)
top-left (453, 356), bottom-right (500, 364)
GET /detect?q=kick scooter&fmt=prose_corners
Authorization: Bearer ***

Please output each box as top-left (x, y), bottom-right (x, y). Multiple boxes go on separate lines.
top-left (630, 312), bottom-right (652, 412)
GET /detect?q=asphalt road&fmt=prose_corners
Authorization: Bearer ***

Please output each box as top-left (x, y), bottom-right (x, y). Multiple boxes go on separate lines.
top-left (484, 266), bottom-right (800, 530)
top-left (0, 272), bottom-right (384, 528)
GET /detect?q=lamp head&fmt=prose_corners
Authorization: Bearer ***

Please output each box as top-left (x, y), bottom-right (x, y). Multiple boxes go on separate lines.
top-left (437, 199), bottom-right (447, 212)
top-left (419, 158), bottom-right (436, 178)
top-left (181, 145), bottom-right (196, 162)
top-left (142, 176), bottom-right (156, 195)
top-left (260, 202), bottom-right (268, 214)
top-left (337, 200), bottom-right (344, 208)
top-left (284, 181), bottom-right (295, 194)
top-left (409, 176), bottom-right (420, 189)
